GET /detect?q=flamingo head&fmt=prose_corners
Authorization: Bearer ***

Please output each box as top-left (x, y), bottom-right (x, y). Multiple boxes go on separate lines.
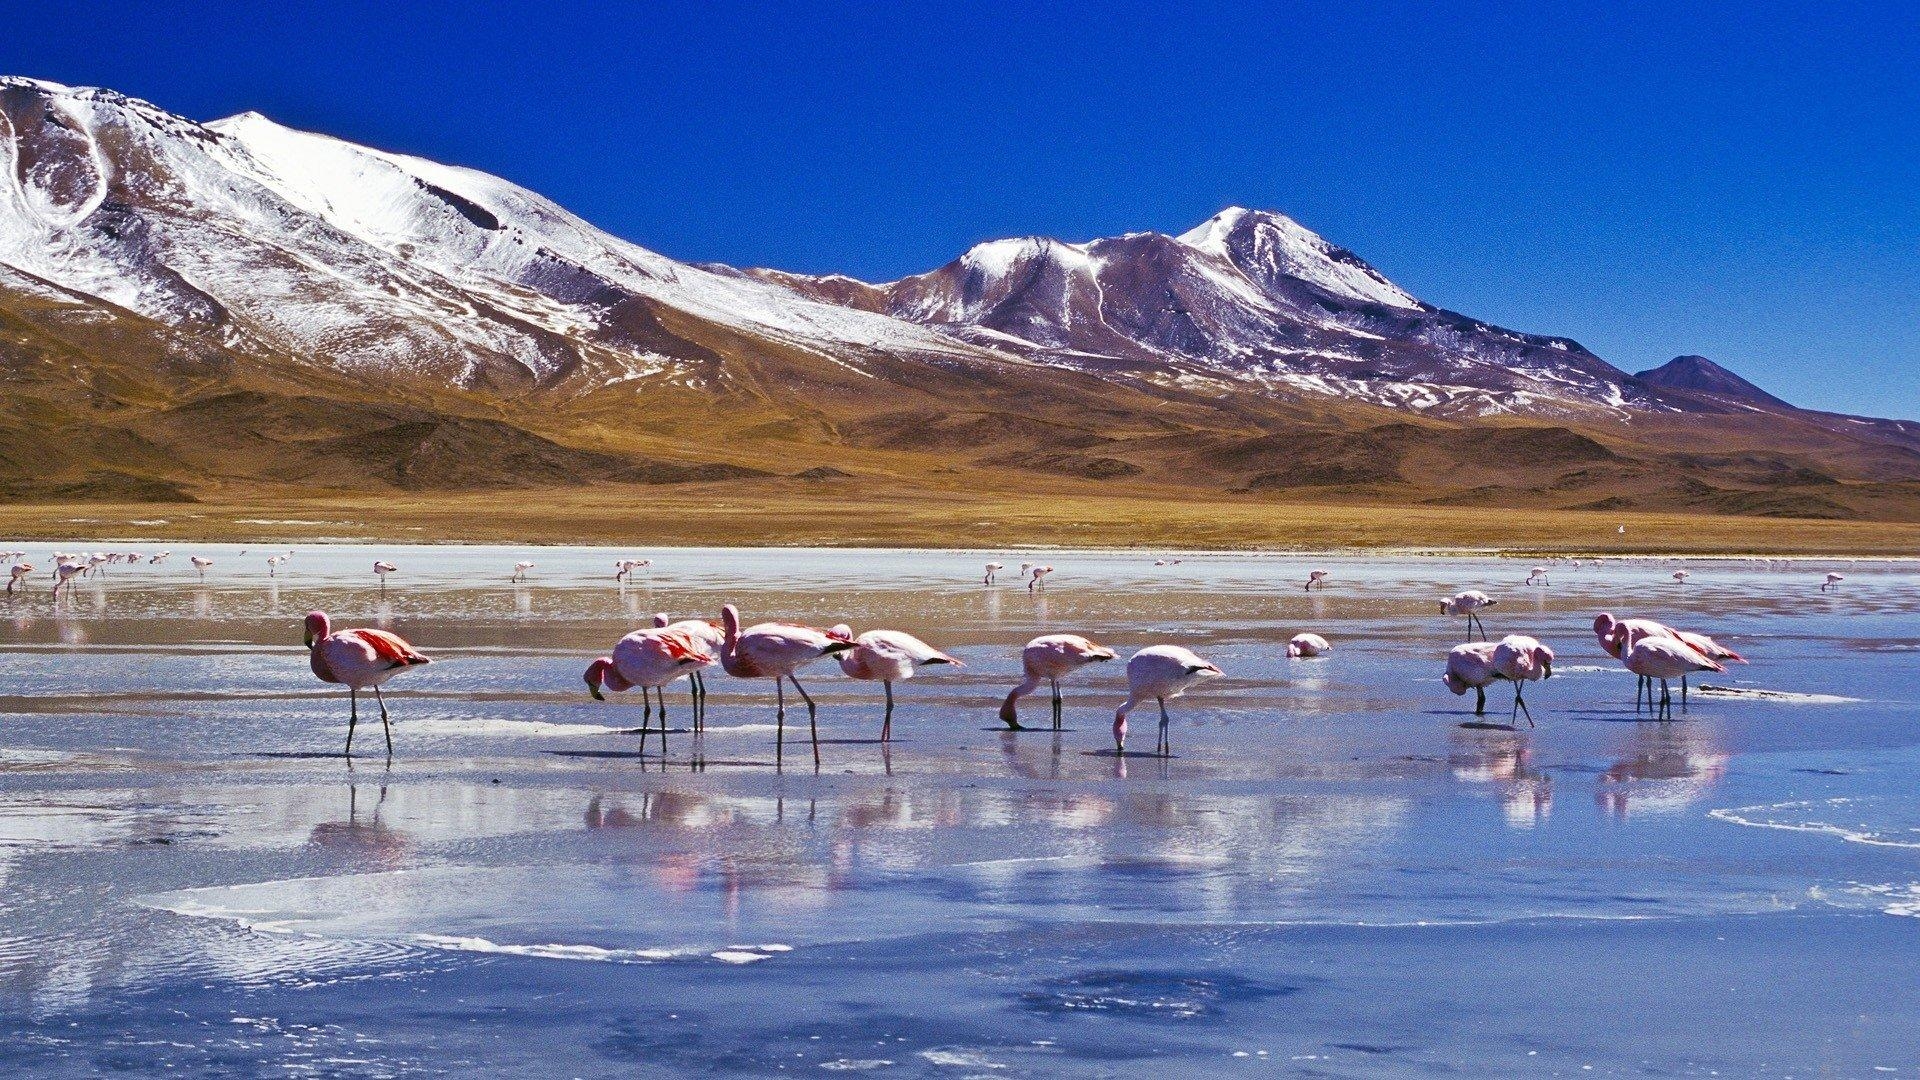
top-left (652, 612), bottom-right (671, 628)
top-left (584, 657), bottom-right (614, 701)
top-left (1442, 671), bottom-right (1471, 696)
top-left (1187, 660), bottom-right (1223, 677)
top-left (303, 611), bottom-right (330, 648)
top-left (827, 623), bottom-right (854, 642)
top-left (720, 604), bottom-right (741, 640)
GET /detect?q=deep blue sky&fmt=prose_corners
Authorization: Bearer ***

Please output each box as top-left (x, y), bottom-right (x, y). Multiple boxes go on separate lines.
top-left (9, 2), bottom-right (1918, 417)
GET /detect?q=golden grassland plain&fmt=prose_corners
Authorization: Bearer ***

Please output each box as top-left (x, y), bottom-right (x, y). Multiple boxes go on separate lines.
top-left (2, 476), bottom-right (1918, 555)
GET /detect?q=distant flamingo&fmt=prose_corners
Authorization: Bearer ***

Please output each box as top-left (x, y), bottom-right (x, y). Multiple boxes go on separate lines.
top-left (653, 613), bottom-right (725, 728)
top-left (1286, 633), bottom-right (1331, 658)
top-left (614, 559), bottom-right (651, 583)
top-left (1442, 641), bottom-right (1502, 716)
top-left (584, 625), bottom-right (716, 752)
top-left (983, 562), bottom-right (1004, 585)
top-left (373, 560), bottom-right (397, 594)
top-left (149, 551), bottom-right (171, 565)
top-left (7, 563), bottom-right (33, 595)
top-left (1621, 636), bottom-right (1723, 719)
top-left (828, 625), bottom-right (962, 741)
top-left (717, 604), bottom-right (856, 767)
top-left (511, 561), bottom-right (535, 583)
top-left (266, 554), bottom-right (288, 577)
top-left (1822, 572), bottom-right (1845, 592)
top-left (1000, 634), bottom-right (1116, 730)
top-left (1490, 635), bottom-right (1554, 727)
top-left (189, 556), bottom-right (213, 580)
top-left (1028, 565), bottom-right (1053, 591)
top-left (1441, 590), bottom-right (1497, 640)
top-left (1525, 566), bottom-right (1549, 586)
top-left (1671, 570), bottom-right (1689, 584)
top-left (1113, 645), bottom-right (1221, 756)
top-left (304, 611), bottom-right (432, 757)
top-left (1305, 569), bottom-right (1330, 591)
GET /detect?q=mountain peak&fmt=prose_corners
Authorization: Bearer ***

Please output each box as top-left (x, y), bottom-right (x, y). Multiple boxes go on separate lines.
top-left (1634, 355), bottom-right (1793, 410)
top-left (1175, 206), bottom-right (1421, 311)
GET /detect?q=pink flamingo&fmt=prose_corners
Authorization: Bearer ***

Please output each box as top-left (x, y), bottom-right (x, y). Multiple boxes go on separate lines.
top-left (1490, 634), bottom-right (1554, 727)
top-left (1525, 566), bottom-right (1549, 586)
top-left (190, 556), bottom-right (213, 580)
top-left (1597, 614), bottom-right (1743, 709)
top-left (1286, 633), bottom-right (1331, 658)
top-left (983, 562), bottom-right (1004, 585)
top-left (584, 625), bottom-right (716, 753)
top-left (1441, 590), bottom-right (1497, 640)
top-left (7, 563), bottom-right (32, 595)
top-left (304, 611), bottom-right (432, 757)
top-left (1443, 641), bottom-right (1502, 716)
top-left (372, 560), bottom-right (397, 594)
top-left (1000, 634), bottom-right (1117, 730)
top-left (1113, 645), bottom-right (1222, 755)
top-left (1028, 565), bottom-right (1054, 591)
top-left (511, 561), bottom-right (535, 582)
top-left (1621, 637), bottom-right (1723, 719)
top-left (1671, 569), bottom-right (1690, 584)
top-left (1305, 569), bottom-right (1330, 591)
top-left (717, 604), bottom-right (856, 767)
top-left (1822, 572), bottom-right (1845, 592)
top-left (829, 625), bottom-right (962, 741)
top-left (653, 613), bottom-right (725, 728)
top-left (52, 562), bottom-right (86, 594)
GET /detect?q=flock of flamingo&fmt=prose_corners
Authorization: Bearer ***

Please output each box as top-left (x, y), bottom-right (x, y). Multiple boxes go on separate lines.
top-left (0, 548), bottom-right (1862, 765)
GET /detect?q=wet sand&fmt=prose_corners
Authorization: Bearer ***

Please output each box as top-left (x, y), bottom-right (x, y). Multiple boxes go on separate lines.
top-left (2, 545), bottom-right (1918, 1075)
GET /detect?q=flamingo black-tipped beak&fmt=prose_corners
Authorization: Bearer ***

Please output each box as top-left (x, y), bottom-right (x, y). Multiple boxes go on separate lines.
top-left (1543, 662), bottom-right (1553, 679)
top-left (303, 630), bottom-right (314, 648)
top-left (587, 681), bottom-right (605, 701)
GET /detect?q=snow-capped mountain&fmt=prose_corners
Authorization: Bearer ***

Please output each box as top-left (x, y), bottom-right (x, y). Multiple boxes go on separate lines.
top-left (0, 76), bottom-right (1005, 395)
top-left (758, 207), bottom-right (1669, 419)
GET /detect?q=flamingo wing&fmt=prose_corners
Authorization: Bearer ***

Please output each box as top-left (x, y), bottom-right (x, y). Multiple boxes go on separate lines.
top-left (347, 629), bottom-right (431, 667)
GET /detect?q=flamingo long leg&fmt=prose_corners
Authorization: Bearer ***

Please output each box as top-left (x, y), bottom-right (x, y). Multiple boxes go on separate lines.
top-left (346, 689), bottom-right (359, 757)
top-left (788, 675), bottom-right (821, 768)
top-left (881, 680), bottom-right (894, 743)
top-left (372, 685), bottom-right (393, 757)
top-left (1156, 697), bottom-right (1171, 756)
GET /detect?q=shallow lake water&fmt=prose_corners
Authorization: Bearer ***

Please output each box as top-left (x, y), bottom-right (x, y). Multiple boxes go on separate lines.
top-left (2, 544), bottom-right (1918, 1076)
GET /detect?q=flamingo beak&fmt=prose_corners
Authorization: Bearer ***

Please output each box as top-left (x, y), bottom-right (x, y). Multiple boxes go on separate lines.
top-left (303, 627), bottom-right (315, 648)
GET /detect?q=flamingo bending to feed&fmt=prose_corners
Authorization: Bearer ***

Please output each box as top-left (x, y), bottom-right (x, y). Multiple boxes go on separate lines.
top-left (1441, 591), bottom-right (1497, 641)
top-left (1490, 635), bottom-right (1554, 727)
top-left (1525, 566), bottom-right (1549, 586)
top-left (1671, 570), bottom-right (1690, 584)
top-left (1442, 641), bottom-right (1502, 716)
top-left (150, 551), bottom-right (171, 565)
top-left (614, 559), bottom-right (651, 583)
top-left (1000, 634), bottom-right (1117, 730)
top-left (652, 613), bottom-right (725, 728)
top-left (1114, 645), bottom-right (1221, 756)
top-left (1028, 566), bottom-right (1053, 591)
top-left (1621, 636), bottom-right (1723, 719)
top-left (584, 625), bottom-right (716, 752)
top-left (1305, 569), bottom-right (1330, 591)
top-left (7, 563), bottom-right (34, 595)
top-left (373, 561), bottom-right (397, 593)
top-left (718, 604), bottom-right (856, 767)
top-left (1286, 633), bottom-right (1331, 658)
top-left (52, 562), bottom-right (86, 594)
top-left (829, 625), bottom-right (962, 741)
top-left (983, 562), bottom-right (1003, 585)
top-left (1822, 573), bottom-right (1845, 592)
top-left (511, 561), bottom-right (535, 583)
top-left (304, 611), bottom-right (432, 757)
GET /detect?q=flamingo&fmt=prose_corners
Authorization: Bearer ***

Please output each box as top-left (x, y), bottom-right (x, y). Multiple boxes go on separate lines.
top-left (304, 611), bottom-right (432, 757)
top-left (1621, 636), bottom-right (1723, 719)
top-left (1490, 635), bottom-right (1554, 727)
top-left (614, 559), bottom-right (651, 583)
top-left (1441, 590), bottom-right (1497, 641)
top-left (149, 551), bottom-right (171, 565)
top-left (1113, 645), bottom-right (1221, 756)
top-left (1305, 569), bottom-right (1330, 591)
top-left (1597, 614), bottom-right (1743, 709)
top-left (1286, 633), bottom-right (1331, 658)
top-left (1671, 570), bottom-right (1690, 584)
top-left (828, 625), bottom-right (962, 741)
top-left (717, 604), bottom-right (856, 767)
top-left (999, 634), bottom-right (1116, 730)
top-left (1028, 565), bottom-right (1054, 591)
top-left (373, 560), bottom-right (397, 593)
top-left (1525, 566), bottom-right (1549, 586)
top-left (1442, 641), bottom-right (1502, 716)
top-left (584, 624), bottom-right (716, 753)
top-left (86, 553), bottom-right (110, 577)
top-left (186, 556), bottom-right (213, 580)
top-left (652, 613), bottom-right (725, 728)
top-left (983, 562), bottom-right (1004, 585)
top-left (266, 554), bottom-right (288, 577)
top-left (511, 561), bottom-right (535, 583)
top-left (7, 563), bottom-right (33, 595)
top-left (1822, 572), bottom-right (1845, 592)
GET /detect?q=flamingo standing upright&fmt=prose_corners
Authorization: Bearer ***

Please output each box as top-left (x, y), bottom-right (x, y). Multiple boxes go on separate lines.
top-left (188, 556), bottom-right (213, 580)
top-left (304, 611), bottom-right (432, 757)
top-left (7, 563), bottom-right (33, 595)
top-left (1441, 590), bottom-right (1497, 640)
top-left (1286, 633), bottom-right (1331, 658)
top-left (373, 561), bottom-right (397, 594)
top-left (511, 561), bottom-right (535, 583)
top-left (717, 604), bottom-right (856, 767)
top-left (1113, 645), bottom-right (1222, 756)
top-left (1490, 635), bottom-right (1554, 727)
top-left (1442, 641), bottom-right (1502, 716)
top-left (983, 562), bottom-right (1004, 586)
top-left (1000, 634), bottom-right (1116, 730)
top-left (1305, 569), bottom-right (1330, 591)
top-left (584, 624), bottom-right (716, 753)
top-left (829, 625), bottom-right (962, 741)
top-left (266, 554), bottom-right (288, 577)
top-left (1822, 572), bottom-right (1845, 592)
top-left (1621, 636), bottom-right (1723, 719)
top-left (652, 613), bottom-right (725, 728)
